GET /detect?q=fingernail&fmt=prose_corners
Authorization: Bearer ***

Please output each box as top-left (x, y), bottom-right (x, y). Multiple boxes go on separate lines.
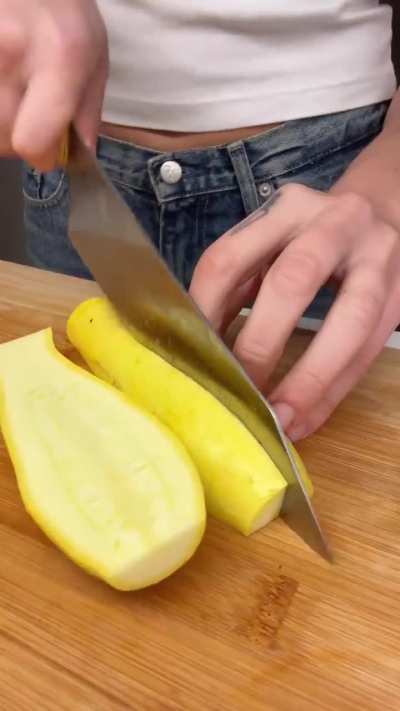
top-left (273, 403), bottom-right (295, 431)
top-left (287, 425), bottom-right (307, 442)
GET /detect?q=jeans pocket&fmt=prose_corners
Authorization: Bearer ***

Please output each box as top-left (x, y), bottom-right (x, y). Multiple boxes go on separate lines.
top-left (23, 163), bottom-right (90, 278)
top-left (22, 165), bottom-right (67, 207)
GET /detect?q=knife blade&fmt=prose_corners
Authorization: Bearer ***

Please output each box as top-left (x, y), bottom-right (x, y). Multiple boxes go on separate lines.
top-left (66, 129), bottom-right (332, 561)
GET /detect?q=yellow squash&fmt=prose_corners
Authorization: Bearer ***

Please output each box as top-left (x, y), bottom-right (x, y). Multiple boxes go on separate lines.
top-left (68, 298), bottom-right (313, 536)
top-left (0, 329), bottom-right (205, 590)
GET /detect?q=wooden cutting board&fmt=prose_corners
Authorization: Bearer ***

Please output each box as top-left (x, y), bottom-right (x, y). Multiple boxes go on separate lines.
top-left (0, 260), bottom-right (399, 711)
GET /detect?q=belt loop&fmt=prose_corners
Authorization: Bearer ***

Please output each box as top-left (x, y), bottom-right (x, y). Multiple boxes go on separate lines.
top-left (227, 140), bottom-right (259, 215)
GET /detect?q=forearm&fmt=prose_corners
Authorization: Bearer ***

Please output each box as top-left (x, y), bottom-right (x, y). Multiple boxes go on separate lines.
top-left (331, 90), bottom-right (400, 227)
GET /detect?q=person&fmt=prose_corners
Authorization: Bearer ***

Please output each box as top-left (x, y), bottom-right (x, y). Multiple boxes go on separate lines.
top-left (1, 1), bottom-right (399, 441)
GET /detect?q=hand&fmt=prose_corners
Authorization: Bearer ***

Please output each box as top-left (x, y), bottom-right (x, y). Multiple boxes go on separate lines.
top-left (0, 0), bottom-right (108, 170)
top-left (190, 183), bottom-right (400, 440)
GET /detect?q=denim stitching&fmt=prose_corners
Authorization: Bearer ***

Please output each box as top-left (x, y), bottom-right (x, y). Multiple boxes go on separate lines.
top-left (158, 202), bottom-right (165, 256)
top-left (254, 128), bottom-right (382, 181)
top-left (103, 170), bottom-right (154, 196)
top-left (22, 172), bottom-right (67, 209)
top-left (193, 193), bottom-right (209, 255)
top-left (228, 142), bottom-right (259, 215)
top-left (249, 103), bottom-right (388, 171)
top-left (199, 193), bottom-right (209, 249)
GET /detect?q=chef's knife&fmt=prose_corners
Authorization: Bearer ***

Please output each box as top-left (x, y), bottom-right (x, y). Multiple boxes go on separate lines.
top-left (65, 129), bottom-right (332, 561)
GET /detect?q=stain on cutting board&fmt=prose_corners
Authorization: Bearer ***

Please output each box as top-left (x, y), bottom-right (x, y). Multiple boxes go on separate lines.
top-left (235, 573), bottom-right (299, 646)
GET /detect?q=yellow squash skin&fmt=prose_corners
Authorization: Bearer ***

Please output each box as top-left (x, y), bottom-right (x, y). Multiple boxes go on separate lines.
top-left (0, 329), bottom-right (205, 591)
top-left (68, 298), bottom-right (313, 536)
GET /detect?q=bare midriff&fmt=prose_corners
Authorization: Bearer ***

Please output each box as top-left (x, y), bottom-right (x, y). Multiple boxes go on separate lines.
top-left (100, 121), bottom-right (282, 151)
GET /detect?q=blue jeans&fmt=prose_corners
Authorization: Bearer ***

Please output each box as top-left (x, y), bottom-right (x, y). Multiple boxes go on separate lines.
top-left (23, 101), bottom-right (388, 319)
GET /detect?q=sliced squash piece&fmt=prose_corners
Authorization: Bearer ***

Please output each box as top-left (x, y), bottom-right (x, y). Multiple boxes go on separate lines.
top-left (0, 329), bottom-right (205, 591)
top-left (68, 298), bottom-right (313, 536)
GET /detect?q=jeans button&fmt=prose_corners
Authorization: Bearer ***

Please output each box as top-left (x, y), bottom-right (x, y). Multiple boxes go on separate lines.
top-left (258, 182), bottom-right (272, 199)
top-left (160, 160), bottom-right (183, 184)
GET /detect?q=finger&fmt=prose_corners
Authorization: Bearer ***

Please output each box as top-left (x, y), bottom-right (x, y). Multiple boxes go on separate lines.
top-left (190, 184), bottom-right (327, 328)
top-left (218, 273), bottom-right (261, 335)
top-left (0, 18), bottom-right (25, 74)
top-left (270, 261), bottom-right (387, 432)
top-left (74, 55), bottom-right (108, 150)
top-left (287, 281), bottom-right (400, 440)
top-left (12, 66), bottom-right (89, 170)
top-left (221, 269), bottom-right (270, 345)
top-left (0, 85), bottom-right (20, 155)
top-left (233, 214), bottom-right (351, 389)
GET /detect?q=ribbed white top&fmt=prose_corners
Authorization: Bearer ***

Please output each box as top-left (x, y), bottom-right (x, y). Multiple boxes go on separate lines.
top-left (97, 0), bottom-right (396, 130)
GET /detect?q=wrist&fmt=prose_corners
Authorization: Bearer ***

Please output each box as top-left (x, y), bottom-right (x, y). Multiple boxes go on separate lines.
top-left (331, 111), bottom-right (400, 230)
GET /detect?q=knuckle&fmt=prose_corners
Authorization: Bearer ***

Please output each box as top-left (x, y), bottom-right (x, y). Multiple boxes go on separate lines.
top-left (198, 239), bottom-right (240, 280)
top-left (270, 250), bottom-right (322, 298)
top-left (280, 182), bottom-right (309, 202)
top-left (369, 225), bottom-right (399, 272)
top-left (297, 368), bottom-right (327, 400)
top-left (339, 191), bottom-right (373, 223)
top-left (234, 337), bottom-right (269, 368)
top-left (351, 224), bottom-right (399, 273)
top-left (0, 20), bottom-right (25, 58)
top-left (66, 32), bottom-right (91, 58)
top-left (10, 133), bottom-right (26, 157)
top-left (11, 124), bottom-right (32, 158)
top-left (52, 26), bottom-right (92, 61)
top-left (380, 224), bottom-right (398, 251)
top-left (343, 283), bottom-right (384, 331)
top-left (280, 368), bottom-right (327, 409)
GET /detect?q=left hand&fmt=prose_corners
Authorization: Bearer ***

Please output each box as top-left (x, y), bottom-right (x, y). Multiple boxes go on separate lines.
top-left (190, 183), bottom-right (400, 440)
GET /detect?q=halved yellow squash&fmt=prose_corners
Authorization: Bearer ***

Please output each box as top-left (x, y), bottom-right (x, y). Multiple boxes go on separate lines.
top-left (0, 329), bottom-right (205, 590)
top-left (68, 298), bottom-right (313, 536)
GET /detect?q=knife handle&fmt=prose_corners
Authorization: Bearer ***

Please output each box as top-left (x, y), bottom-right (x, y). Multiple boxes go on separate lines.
top-left (57, 131), bottom-right (70, 167)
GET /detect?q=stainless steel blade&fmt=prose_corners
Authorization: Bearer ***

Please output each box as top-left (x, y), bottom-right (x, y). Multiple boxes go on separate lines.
top-left (66, 130), bottom-right (332, 561)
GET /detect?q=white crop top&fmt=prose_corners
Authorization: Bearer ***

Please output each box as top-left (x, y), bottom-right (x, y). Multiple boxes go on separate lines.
top-left (97, 0), bottom-right (396, 131)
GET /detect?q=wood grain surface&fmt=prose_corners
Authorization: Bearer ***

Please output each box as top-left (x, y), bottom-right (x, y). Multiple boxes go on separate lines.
top-left (0, 260), bottom-right (399, 711)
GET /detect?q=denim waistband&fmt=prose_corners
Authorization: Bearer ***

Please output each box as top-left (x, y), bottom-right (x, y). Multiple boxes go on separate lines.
top-left (97, 101), bottom-right (388, 204)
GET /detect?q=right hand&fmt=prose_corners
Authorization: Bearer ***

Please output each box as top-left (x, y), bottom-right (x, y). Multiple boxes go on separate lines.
top-left (0, 0), bottom-right (108, 170)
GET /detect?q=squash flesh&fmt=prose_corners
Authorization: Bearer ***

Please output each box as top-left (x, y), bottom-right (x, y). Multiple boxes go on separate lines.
top-left (67, 298), bottom-right (313, 536)
top-left (0, 329), bottom-right (205, 590)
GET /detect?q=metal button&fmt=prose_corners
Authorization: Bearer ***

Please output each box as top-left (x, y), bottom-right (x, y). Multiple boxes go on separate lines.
top-left (258, 182), bottom-right (272, 199)
top-left (160, 160), bottom-right (182, 184)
